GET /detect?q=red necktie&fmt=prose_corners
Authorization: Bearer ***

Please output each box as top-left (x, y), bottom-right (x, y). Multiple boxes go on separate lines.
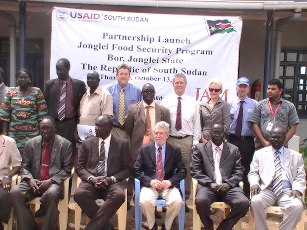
top-left (156, 147), bottom-right (164, 181)
top-left (175, 97), bottom-right (182, 131)
top-left (40, 143), bottom-right (50, 180)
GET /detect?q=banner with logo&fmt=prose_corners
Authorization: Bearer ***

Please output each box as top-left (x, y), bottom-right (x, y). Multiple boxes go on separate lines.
top-left (51, 7), bottom-right (242, 102)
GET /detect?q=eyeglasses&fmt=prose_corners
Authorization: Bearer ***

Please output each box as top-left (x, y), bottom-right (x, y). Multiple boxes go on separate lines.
top-left (209, 88), bottom-right (221, 93)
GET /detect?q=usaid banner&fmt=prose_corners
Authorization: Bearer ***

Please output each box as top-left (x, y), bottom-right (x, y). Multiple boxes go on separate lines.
top-left (51, 7), bottom-right (242, 102)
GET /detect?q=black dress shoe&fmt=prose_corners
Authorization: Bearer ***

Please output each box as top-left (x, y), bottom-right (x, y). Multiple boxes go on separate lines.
top-left (150, 223), bottom-right (158, 230)
top-left (155, 208), bottom-right (162, 219)
top-left (34, 207), bottom-right (46, 218)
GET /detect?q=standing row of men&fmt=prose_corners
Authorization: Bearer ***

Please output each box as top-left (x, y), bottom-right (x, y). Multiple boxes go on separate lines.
top-left (0, 57), bottom-right (305, 230)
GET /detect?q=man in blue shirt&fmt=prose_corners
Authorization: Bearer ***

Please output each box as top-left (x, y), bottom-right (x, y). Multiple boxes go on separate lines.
top-left (107, 64), bottom-right (142, 139)
top-left (228, 77), bottom-right (257, 197)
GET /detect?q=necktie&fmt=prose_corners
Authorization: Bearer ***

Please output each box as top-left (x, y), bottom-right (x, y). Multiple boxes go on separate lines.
top-left (271, 151), bottom-right (283, 196)
top-left (58, 81), bottom-right (67, 121)
top-left (175, 97), bottom-right (182, 131)
top-left (40, 143), bottom-right (50, 180)
top-left (235, 101), bottom-right (244, 137)
top-left (156, 147), bottom-right (164, 181)
top-left (118, 89), bottom-right (126, 125)
top-left (143, 106), bottom-right (151, 144)
top-left (97, 141), bottom-right (106, 176)
top-left (214, 146), bottom-right (222, 184)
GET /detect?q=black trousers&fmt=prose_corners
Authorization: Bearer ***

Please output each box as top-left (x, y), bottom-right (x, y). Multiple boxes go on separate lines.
top-left (0, 186), bottom-right (11, 224)
top-left (195, 185), bottom-right (249, 230)
top-left (228, 134), bottom-right (255, 198)
top-left (74, 181), bottom-right (126, 230)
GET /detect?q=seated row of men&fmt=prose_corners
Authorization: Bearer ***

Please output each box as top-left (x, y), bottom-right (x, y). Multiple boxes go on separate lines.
top-left (0, 115), bottom-right (305, 230)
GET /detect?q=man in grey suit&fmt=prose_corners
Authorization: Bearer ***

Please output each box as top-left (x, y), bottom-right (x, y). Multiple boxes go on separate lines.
top-left (190, 124), bottom-right (249, 230)
top-left (249, 126), bottom-right (306, 230)
top-left (10, 116), bottom-right (73, 230)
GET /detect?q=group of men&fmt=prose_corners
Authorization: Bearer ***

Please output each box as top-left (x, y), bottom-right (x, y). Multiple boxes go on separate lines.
top-left (0, 58), bottom-right (305, 230)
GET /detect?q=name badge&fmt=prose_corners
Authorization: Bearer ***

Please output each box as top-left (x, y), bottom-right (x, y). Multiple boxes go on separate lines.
top-left (266, 122), bottom-right (273, 131)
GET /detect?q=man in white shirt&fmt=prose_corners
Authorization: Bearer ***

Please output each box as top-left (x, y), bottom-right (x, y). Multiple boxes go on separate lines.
top-left (160, 73), bottom-right (201, 203)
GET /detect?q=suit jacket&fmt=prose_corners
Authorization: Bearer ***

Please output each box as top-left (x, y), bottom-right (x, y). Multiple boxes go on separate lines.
top-left (20, 135), bottom-right (73, 184)
top-left (125, 101), bottom-right (171, 160)
top-left (248, 146), bottom-right (306, 194)
top-left (134, 142), bottom-right (187, 187)
top-left (190, 141), bottom-right (244, 188)
top-left (44, 78), bottom-right (86, 119)
top-left (76, 135), bottom-right (132, 186)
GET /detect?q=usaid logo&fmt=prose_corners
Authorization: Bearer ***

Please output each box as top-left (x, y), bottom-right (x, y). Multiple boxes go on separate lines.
top-left (56, 9), bottom-right (69, 22)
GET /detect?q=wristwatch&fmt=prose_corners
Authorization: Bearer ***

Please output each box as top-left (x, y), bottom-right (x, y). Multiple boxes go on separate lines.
top-left (110, 176), bottom-right (117, 183)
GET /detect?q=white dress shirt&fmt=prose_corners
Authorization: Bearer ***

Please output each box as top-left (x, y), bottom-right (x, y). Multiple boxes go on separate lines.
top-left (212, 142), bottom-right (223, 184)
top-left (160, 93), bottom-right (201, 145)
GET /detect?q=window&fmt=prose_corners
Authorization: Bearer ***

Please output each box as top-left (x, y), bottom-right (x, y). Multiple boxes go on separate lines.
top-left (280, 49), bottom-right (307, 118)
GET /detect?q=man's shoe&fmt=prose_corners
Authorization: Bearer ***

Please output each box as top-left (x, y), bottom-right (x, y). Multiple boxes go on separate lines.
top-left (34, 207), bottom-right (46, 218)
top-left (149, 223), bottom-right (158, 230)
top-left (155, 208), bottom-right (161, 219)
top-left (161, 223), bottom-right (166, 230)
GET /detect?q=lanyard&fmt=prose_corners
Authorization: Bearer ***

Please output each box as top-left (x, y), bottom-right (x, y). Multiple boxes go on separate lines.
top-left (268, 99), bottom-right (281, 118)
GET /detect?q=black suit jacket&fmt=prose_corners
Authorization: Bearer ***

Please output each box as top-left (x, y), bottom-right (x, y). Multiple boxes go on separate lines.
top-left (190, 141), bottom-right (244, 188)
top-left (134, 142), bottom-right (187, 187)
top-left (76, 135), bottom-right (132, 186)
top-left (44, 78), bottom-right (86, 119)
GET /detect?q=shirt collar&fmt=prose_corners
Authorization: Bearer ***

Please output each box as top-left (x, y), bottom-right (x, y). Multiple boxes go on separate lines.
top-left (272, 146), bottom-right (284, 155)
top-left (99, 134), bottom-right (111, 145)
top-left (155, 143), bottom-right (166, 151)
top-left (212, 142), bottom-right (223, 152)
top-left (143, 101), bottom-right (155, 108)
top-left (86, 86), bottom-right (102, 96)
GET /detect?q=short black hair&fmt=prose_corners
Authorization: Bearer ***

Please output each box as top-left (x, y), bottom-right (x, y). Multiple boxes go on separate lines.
top-left (40, 116), bottom-right (56, 127)
top-left (268, 79), bottom-right (283, 89)
top-left (57, 58), bottom-right (71, 70)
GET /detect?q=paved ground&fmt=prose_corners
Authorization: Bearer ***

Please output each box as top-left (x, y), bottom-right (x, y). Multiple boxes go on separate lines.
top-left (66, 198), bottom-right (307, 230)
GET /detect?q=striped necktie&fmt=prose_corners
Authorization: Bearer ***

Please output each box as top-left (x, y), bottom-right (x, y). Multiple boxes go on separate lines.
top-left (118, 89), bottom-right (125, 125)
top-left (58, 81), bottom-right (67, 121)
top-left (97, 141), bottom-right (106, 176)
top-left (271, 151), bottom-right (283, 196)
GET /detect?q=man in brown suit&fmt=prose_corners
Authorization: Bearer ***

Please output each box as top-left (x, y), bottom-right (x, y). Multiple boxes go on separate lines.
top-left (74, 114), bottom-right (132, 230)
top-left (125, 83), bottom-right (170, 204)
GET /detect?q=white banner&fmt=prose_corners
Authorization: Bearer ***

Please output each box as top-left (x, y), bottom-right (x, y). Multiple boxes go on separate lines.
top-left (51, 7), bottom-right (242, 102)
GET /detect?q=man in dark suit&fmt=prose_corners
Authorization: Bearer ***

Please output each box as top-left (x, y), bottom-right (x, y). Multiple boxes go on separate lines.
top-left (10, 116), bottom-right (73, 230)
top-left (190, 124), bottom-right (249, 230)
top-left (45, 58), bottom-right (86, 160)
top-left (74, 114), bottom-right (132, 230)
top-left (125, 83), bottom-right (170, 205)
top-left (134, 121), bottom-right (187, 230)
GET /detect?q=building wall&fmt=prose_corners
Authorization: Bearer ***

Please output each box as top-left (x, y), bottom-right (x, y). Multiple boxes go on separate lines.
top-left (1, 6), bottom-right (307, 141)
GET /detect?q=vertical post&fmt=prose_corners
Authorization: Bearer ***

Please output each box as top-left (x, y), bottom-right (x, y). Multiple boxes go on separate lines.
top-left (19, 2), bottom-right (26, 69)
top-left (263, 10), bottom-right (274, 98)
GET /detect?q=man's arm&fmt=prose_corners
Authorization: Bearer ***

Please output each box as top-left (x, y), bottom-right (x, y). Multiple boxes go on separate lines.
top-left (50, 140), bottom-right (73, 184)
top-left (223, 147), bottom-right (244, 188)
top-left (167, 148), bottom-right (187, 186)
top-left (190, 145), bottom-right (212, 186)
top-left (291, 153), bottom-right (306, 195)
top-left (76, 142), bottom-right (93, 181)
top-left (111, 140), bottom-right (132, 181)
top-left (134, 148), bottom-right (153, 187)
top-left (284, 124), bottom-right (297, 144)
top-left (124, 105), bottom-right (135, 137)
top-left (19, 142), bottom-right (35, 181)
top-left (252, 123), bottom-right (270, 147)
